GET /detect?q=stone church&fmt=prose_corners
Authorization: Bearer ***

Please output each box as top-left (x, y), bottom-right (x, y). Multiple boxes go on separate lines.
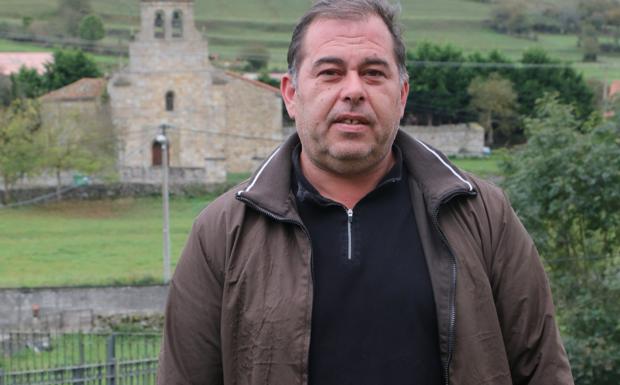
top-left (107, 0), bottom-right (283, 185)
top-left (37, 0), bottom-right (283, 188)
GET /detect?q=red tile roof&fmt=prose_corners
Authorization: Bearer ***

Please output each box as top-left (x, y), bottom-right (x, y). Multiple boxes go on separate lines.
top-left (225, 71), bottom-right (281, 95)
top-left (609, 80), bottom-right (620, 98)
top-left (0, 52), bottom-right (53, 76)
top-left (40, 78), bottom-right (107, 102)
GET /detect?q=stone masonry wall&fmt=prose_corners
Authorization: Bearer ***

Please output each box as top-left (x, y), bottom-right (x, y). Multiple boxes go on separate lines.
top-left (282, 124), bottom-right (485, 156)
top-left (223, 77), bottom-right (283, 173)
top-left (402, 123), bottom-right (484, 156)
top-left (0, 285), bottom-right (168, 331)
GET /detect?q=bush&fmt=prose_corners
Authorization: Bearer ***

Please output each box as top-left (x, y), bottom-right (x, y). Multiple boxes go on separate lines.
top-left (78, 14), bottom-right (105, 42)
top-left (500, 94), bottom-right (620, 384)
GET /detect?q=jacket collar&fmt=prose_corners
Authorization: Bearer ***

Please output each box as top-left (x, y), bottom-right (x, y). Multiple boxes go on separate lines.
top-left (395, 130), bottom-right (476, 216)
top-left (236, 130), bottom-right (476, 220)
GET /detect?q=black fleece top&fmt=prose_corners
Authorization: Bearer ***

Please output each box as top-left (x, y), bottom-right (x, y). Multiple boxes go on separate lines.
top-left (292, 145), bottom-right (443, 385)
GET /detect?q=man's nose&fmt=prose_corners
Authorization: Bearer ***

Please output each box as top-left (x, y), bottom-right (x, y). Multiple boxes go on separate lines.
top-left (341, 72), bottom-right (365, 105)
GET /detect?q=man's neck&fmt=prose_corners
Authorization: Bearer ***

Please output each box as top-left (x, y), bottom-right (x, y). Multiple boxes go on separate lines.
top-left (299, 151), bottom-right (396, 209)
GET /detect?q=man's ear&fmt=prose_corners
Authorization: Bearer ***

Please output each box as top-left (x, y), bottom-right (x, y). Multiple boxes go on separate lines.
top-left (399, 79), bottom-right (409, 118)
top-left (281, 73), bottom-right (296, 119)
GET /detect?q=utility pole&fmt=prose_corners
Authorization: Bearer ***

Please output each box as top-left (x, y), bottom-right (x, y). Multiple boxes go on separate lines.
top-left (156, 124), bottom-right (171, 284)
top-left (602, 63), bottom-right (610, 116)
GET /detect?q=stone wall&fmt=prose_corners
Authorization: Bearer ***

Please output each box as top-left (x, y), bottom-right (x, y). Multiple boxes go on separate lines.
top-left (402, 123), bottom-right (484, 156)
top-left (0, 182), bottom-right (227, 205)
top-left (0, 285), bottom-right (168, 331)
top-left (282, 124), bottom-right (484, 156)
top-left (222, 76), bottom-right (283, 173)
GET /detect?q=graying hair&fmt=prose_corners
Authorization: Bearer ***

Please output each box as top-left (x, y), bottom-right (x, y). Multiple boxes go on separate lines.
top-left (287, 0), bottom-right (408, 86)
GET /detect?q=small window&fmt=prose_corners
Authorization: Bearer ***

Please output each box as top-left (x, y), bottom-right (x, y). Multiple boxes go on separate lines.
top-left (165, 91), bottom-right (174, 111)
top-left (172, 10), bottom-right (183, 38)
top-left (154, 11), bottom-right (165, 39)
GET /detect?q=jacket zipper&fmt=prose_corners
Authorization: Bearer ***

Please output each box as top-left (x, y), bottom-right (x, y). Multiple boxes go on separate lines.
top-left (235, 191), bottom-right (315, 385)
top-left (433, 189), bottom-right (477, 385)
top-left (346, 208), bottom-right (353, 260)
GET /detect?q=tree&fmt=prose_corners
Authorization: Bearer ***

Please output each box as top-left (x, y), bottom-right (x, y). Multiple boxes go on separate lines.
top-left (0, 99), bottom-right (43, 204)
top-left (41, 109), bottom-right (115, 200)
top-left (9, 66), bottom-right (46, 99)
top-left (578, 0), bottom-right (616, 31)
top-left (406, 42), bottom-right (476, 125)
top-left (43, 49), bottom-right (101, 91)
top-left (579, 23), bottom-right (600, 62)
top-left (240, 44), bottom-right (270, 72)
top-left (512, 48), bottom-right (594, 122)
top-left (78, 14), bottom-right (105, 42)
top-left (500, 94), bottom-right (620, 384)
top-left (404, 43), bottom-right (594, 143)
top-left (467, 73), bottom-right (518, 146)
top-left (0, 74), bottom-right (12, 107)
top-left (489, 0), bottom-right (532, 35)
top-left (57, 0), bottom-right (93, 36)
top-left (605, 5), bottom-right (620, 49)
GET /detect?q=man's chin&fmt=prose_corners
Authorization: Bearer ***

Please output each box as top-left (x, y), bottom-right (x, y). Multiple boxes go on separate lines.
top-left (323, 147), bottom-right (382, 174)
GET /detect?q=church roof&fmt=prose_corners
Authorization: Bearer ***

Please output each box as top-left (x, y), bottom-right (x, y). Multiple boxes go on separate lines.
top-left (0, 52), bottom-right (53, 76)
top-left (40, 78), bottom-right (108, 102)
top-left (224, 71), bottom-right (281, 95)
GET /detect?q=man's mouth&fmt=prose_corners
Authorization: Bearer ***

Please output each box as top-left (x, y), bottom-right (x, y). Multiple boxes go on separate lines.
top-left (333, 115), bottom-right (370, 125)
top-left (341, 119), bottom-right (363, 125)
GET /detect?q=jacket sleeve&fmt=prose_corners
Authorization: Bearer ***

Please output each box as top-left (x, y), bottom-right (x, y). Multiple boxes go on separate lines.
top-left (157, 209), bottom-right (226, 385)
top-left (489, 189), bottom-right (574, 385)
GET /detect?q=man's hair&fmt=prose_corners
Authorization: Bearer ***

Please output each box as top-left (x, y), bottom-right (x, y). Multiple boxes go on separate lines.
top-left (286, 0), bottom-right (408, 86)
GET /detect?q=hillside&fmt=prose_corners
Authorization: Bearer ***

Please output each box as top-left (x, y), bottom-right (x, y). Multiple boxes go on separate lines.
top-left (0, 0), bottom-right (619, 80)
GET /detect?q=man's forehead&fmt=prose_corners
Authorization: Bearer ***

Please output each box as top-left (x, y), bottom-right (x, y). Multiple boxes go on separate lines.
top-left (299, 15), bottom-right (395, 64)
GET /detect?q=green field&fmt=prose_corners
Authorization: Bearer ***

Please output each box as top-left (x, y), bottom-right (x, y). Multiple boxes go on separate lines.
top-left (1, 0), bottom-right (619, 79)
top-left (0, 158), bottom-right (500, 288)
top-left (451, 154), bottom-right (502, 179)
top-left (0, 195), bottom-right (210, 288)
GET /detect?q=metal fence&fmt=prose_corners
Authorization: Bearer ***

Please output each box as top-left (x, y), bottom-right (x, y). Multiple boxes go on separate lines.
top-left (0, 331), bottom-right (161, 385)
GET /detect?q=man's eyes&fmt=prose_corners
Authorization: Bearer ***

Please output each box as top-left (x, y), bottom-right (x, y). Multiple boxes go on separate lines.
top-left (364, 69), bottom-right (386, 78)
top-left (318, 69), bottom-right (341, 77)
top-left (315, 68), bottom-right (387, 79)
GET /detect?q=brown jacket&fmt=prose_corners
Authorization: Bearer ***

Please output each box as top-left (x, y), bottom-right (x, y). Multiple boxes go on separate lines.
top-left (157, 131), bottom-right (573, 385)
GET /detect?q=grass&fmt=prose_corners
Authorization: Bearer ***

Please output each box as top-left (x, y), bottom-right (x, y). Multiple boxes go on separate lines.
top-left (0, 38), bottom-right (52, 52)
top-left (0, 332), bottom-right (161, 372)
top-left (0, 157), bottom-right (502, 290)
top-left (0, 195), bottom-right (213, 288)
top-left (451, 153), bottom-right (502, 179)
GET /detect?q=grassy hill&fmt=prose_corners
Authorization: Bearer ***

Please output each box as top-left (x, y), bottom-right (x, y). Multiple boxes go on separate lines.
top-left (1, 0), bottom-right (619, 80)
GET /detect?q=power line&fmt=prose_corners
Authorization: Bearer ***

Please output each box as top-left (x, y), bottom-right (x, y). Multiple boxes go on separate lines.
top-left (0, 135), bottom-right (154, 209)
top-left (0, 185), bottom-right (81, 209)
top-left (408, 61), bottom-right (566, 69)
top-left (174, 126), bottom-right (283, 142)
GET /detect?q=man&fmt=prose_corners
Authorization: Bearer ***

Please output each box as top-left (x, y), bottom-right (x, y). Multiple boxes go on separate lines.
top-left (157, 1), bottom-right (574, 384)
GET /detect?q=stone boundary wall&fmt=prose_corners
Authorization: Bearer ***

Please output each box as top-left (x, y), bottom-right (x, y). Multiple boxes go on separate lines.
top-left (402, 123), bottom-right (484, 156)
top-left (0, 181), bottom-right (231, 206)
top-left (0, 285), bottom-right (168, 331)
top-left (284, 124), bottom-right (485, 156)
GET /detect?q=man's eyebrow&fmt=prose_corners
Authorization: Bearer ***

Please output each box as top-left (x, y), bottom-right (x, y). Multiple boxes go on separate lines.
top-left (361, 57), bottom-right (390, 68)
top-left (312, 56), bottom-right (345, 68)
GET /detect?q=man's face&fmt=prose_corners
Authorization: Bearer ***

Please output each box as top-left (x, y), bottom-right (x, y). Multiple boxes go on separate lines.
top-left (281, 15), bottom-right (409, 176)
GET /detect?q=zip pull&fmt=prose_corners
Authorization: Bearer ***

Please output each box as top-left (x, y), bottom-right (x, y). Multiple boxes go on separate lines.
top-left (346, 208), bottom-right (353, 260)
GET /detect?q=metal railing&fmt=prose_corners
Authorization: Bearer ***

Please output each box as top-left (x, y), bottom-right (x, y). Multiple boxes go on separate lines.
top-left (0, 331), bottom-right (161, 385)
